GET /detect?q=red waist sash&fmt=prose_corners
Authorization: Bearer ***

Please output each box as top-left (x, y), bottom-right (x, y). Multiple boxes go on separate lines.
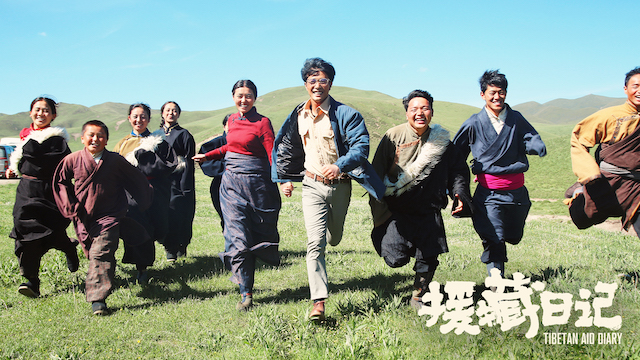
top-left (476, 173), bottom-right (524, 190)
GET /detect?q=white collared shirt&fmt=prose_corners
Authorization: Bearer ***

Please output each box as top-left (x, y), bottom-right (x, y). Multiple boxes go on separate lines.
top-left (485, 107), bottom-right (507, 134)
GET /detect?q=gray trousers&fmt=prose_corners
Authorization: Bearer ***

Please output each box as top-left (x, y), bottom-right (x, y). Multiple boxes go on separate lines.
top-left (85, 225), bottom-right (120, 302)
top-left (301, 177), bottom-right (351, 301)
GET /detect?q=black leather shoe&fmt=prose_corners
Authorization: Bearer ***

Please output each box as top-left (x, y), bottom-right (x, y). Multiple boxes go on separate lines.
top-left (92, 301), bottom-right (108, 315)
top-left (18, 280), bottom-right (40, 298)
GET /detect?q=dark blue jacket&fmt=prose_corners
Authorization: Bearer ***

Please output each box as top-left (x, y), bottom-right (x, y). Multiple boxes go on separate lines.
top-left (271, 96), bottom-right (385, 200)
top-left (452, 105), bottom-right (546, 175)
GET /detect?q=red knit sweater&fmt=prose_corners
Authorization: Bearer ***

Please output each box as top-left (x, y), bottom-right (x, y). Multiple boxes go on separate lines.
top-left (204, 108), bottom-right (275, 163)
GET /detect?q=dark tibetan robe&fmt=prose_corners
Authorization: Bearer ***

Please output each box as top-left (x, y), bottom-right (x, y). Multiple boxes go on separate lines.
top-left (114, 130), bottom-right (183, 266)
top-left (597, 122), bottom-right (640, 228)
top-left (219, 153), bottom-right (281, 291)
top-left (9, 127), bottom-right (74, 257)
top-left (164, 124), bottom-right (196, 253)
top-left (206, 110), bottom-right (281, 292)
top-left (369, 124), bottom-right (472, 271)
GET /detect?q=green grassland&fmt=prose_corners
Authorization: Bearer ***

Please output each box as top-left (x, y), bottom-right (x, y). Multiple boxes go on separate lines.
top-left (0, 91), bottom-right (638, 359)
top-left (0, 171), bottom-right (639, 359)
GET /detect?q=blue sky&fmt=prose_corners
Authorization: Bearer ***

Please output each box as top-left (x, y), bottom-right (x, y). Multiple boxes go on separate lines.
top-left (0, 0), bottom-right (635, 115)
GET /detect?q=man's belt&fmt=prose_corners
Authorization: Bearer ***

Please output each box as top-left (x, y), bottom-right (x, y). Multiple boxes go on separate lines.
top-left (600, 161), bottom-right (640, 181)
top-left (305, 170), bottom-right (351, 185)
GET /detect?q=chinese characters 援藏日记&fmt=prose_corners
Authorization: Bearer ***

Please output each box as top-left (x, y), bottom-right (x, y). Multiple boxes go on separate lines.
top-left (417, 269), bottom-right (622, 338)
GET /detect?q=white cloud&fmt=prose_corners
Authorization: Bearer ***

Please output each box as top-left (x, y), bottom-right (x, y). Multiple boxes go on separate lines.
top-left (38, 32), bottom-right (47, 37)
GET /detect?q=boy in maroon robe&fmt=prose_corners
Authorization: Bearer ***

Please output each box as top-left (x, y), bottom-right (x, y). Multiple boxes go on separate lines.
top-left (53, 120), bottom-right (153, 315)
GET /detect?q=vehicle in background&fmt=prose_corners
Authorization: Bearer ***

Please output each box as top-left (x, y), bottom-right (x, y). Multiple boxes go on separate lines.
top-left (0, 138), bottom-right (19, 179)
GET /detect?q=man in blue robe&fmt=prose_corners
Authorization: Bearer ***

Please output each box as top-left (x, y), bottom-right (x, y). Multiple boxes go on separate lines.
top-left (453, 70), bottom-right (546, 279)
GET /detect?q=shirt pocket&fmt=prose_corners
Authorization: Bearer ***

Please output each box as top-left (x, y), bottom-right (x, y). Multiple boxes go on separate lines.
top-left (317, 120), bottom-right (337, 157)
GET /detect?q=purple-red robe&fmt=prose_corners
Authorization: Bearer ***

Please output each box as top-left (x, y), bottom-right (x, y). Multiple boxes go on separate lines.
top-left (53, 148), bottom-right (153, 256)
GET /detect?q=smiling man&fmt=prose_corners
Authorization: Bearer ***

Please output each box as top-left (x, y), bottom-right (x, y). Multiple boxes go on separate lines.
top-left (453, 70), bottom-right (546, 281)
top-left (369, 90), bottom-right (472, 309)
top-left (53, 120), bottom-right (152, 315)
top-left (272, 58), bottom-right (384, 321)
top-left (568, 67), bottom-right (640, 236)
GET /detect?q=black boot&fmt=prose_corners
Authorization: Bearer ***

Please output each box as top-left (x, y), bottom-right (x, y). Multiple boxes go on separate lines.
top-left (136, 265), bottom-right (149, 285)
top-left (92, 301), bottom-right (108, 315)
top-left (65, 247), bottom-right (80, 273)
top-left (410, 271), bottom-right (435, 309)
top-left (18, 277), bottom-right (40, 298)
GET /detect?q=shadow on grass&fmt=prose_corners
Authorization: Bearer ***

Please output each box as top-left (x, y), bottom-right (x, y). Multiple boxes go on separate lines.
top-left (127, 255), bottom-right (228, 302)
top-left (258, 272), bottom-right (414, 307)
top-left (121, 250), bottom-right (318, 304)
top-left (262, 249), bottom-right (307, 268)
top-left (330, 249), bottom-right (381, 256)
top-left (615, 269), bottom-right (639, 288)
top-left (46, 249), bottom-right (310, 306)
top-left (306, 316), bottom-right (339, 329)
top-left (528, 265), bottom-right (574, 283)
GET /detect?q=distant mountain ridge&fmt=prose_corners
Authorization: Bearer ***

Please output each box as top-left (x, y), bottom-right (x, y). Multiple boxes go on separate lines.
top-left (512, 94), bottom-right (626, 125)
top-left (0, 89), bottom-right (625, 151)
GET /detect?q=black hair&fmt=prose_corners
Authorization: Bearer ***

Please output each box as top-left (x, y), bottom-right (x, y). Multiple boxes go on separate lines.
top-left (160, 101), bottom-right (181, 127)
top-left (222, 114), bottom-right (231, 127)
top-left (301, 58), bottom-right (336, 82)
top-left (232, 80), bottom-right (258, 98)
top-left (625, 67), bottom-right (640, 86)
top-left (129, 102), bottom-right (151, 119)
top-left (479, 70), bottom-right (508, 93)
top-left (403, 90), bottom-right (434, 111)
top-left (82, 120), bottom-right (109, 140)
top-left (30, 96), bottom-right (58, 116)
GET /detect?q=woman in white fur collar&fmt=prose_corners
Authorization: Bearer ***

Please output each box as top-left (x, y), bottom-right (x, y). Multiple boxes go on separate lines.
top-left (113, 103), bottom-right (183, 285)
top-left (9, 96), bottom-right (79, 298)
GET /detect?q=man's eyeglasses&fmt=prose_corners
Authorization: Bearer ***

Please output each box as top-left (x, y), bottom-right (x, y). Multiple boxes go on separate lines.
top-left (306, 78), bottom-right (331, 86)
top-left (408, 106), bottom-right (431, 115)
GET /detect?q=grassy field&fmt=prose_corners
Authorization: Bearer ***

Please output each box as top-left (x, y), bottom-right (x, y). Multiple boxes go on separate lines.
top-left (0, 97), bottom-right (638, 358)
top-left (0, 159), bottom-right (639, 359)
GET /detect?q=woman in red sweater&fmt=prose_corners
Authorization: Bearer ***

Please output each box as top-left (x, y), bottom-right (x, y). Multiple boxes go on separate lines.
top-left (194, 80), bottom-right (281, 311)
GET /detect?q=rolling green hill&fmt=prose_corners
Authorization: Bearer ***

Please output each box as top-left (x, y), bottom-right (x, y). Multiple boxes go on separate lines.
top-left (1, 87), bottom-right (606, 148)
top-left (513, 94), bottom-right (626, 125)
top-left (0, 86), bottom-right (483, 151)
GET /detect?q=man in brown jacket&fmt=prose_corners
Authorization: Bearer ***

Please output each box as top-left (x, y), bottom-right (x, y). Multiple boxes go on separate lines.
top-left (568, 67), bottom-right (640, 235)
